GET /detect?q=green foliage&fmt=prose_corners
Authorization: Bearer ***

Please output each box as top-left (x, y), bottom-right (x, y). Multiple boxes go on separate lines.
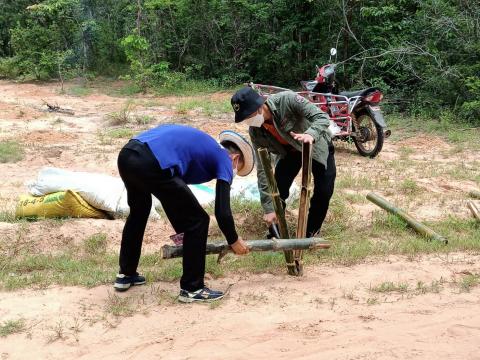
top-left (0, 0), bottom-right (478, 121)
top-left (0, 319), bottom-right (26, 337)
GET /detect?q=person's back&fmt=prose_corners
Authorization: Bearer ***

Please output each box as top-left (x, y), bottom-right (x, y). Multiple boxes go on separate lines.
top-left (134, 124), bottom-right (232, 185)
top-left (115, 124), bottom-right (253, 301)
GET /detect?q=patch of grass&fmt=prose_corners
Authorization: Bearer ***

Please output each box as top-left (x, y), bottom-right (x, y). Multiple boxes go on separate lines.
top-left (104, 292), bottom-right (135, 317)
top-left (457, 274), bottom-right (480, 293)
top-left (150, 285), bottom-right (177, 305)
top-left (67, 85), bottom-right (93, 97)
top-left (321, 194), bottom-right (354, 238)
top-left (154, 79), bottom-right (236, 96)
top-left (415, 279), bottom-right (445, 294)
top-left (176, 97), bottom-right (231, 116)
top-left (105, 128), bottom-right (137, 139)
top-left (371, 281), bottom-right (409, 293)
top-left (399, 179), bottom-right (421, 195)
top-left (207, 196), bottom-right (266, 239)
top-left (0, 140), bottom-right (25, 163)
top-left (445, 162), bottom-right (479, 182)
top-left (0, 318), bottom-right (26, 337)
top-left (106, 101), bottom-right (135, 125)
top-left (342, 192), bottom-right (368, 204)
top-left (134, 114), bottom-right (155, 125)
top-left (388, 113), bottom-right (480, 150)
top-left (336, 172), bottom-right (374, 190)
top-left (84, 233), bottom-right (107, 256)
top-left (399, 146), bottom-right (415, 160)
top-left (107, 83), bottom-right (143, 97)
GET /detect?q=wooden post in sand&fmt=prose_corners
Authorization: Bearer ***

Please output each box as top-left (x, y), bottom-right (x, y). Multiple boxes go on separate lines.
top-left (294, 142), bottom-right (313, 276)
top-left (257, 148), bottom-right (299, 276)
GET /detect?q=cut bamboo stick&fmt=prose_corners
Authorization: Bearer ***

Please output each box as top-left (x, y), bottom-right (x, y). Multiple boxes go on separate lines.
top-left (161, 238), bottom-right (330, 259)
top-left (367, 192), bottom-right (448, 244)
top-left (294, 142), bottom-right (313, 276)
top-left (257, 148), bottom-right (298, 275)
top-left (467, 201), bottom-right (480, 222)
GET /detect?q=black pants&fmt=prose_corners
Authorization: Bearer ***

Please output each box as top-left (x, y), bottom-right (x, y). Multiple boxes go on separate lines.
top-left (275, 145), bottom-right (336, 237)
top-left (117, 140), bottom-right (209, 292)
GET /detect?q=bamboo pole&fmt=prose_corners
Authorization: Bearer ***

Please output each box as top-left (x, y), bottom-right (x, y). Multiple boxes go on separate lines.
top-left (294, 142), bottom-right (313, 276)
top-left (467, 201), bottom-right (480, 222)
top-left (257, 148), bottom-right (299, 275)
top-left (469, 190), bottom-right (480, 199)
top-left (161, 238), bottom-right (330, 259)
top-left (366, 192), bottom-right (448, 244)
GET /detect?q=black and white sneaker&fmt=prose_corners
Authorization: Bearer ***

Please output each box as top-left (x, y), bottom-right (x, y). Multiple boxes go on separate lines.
top-left (113, 273), bottom-right (146, 291)
top-left (178, 287), bottom-right (225, 303)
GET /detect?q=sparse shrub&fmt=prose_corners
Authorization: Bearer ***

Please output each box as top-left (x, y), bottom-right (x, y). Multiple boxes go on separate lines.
top-left (0, 141), bottom-right (25, 163)
top-left (106, 101), bottom-right (135, 125)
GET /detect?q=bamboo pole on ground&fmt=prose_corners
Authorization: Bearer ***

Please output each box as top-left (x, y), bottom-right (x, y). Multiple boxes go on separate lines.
top-left (294, 142), bottom-right (313, 276)
top-left (366, 192), bottom-right (448, 244)
top-left (257, 148), bottom-right (299, 276)
top-left (161, 238), bottom-right (330, 259)
top-left (467, 201), bottom-right (480, 222)
top-left (469, 190), bottom-right (480, 199)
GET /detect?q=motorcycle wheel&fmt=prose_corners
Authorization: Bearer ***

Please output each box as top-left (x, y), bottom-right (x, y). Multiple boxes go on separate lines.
top-left (352, 112), bottom-right (384, 158)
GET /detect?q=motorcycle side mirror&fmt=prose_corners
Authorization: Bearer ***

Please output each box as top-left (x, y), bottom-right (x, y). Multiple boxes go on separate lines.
top-left (330, 48), bottom-right (337, 56)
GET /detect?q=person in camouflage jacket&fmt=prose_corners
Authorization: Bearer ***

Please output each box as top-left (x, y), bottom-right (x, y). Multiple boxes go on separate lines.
top-left (231, 87), bottom-right (336, 237)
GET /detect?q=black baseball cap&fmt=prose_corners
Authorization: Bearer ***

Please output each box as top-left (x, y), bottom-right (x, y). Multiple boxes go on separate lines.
top-left (231, 87), bottom-right (266, 123)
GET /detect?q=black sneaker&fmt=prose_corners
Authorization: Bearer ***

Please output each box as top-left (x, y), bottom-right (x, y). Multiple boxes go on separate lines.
top-left (178, 287), bottom-right (225, 303)
top-left (113, 273), bottom-right (146, 291)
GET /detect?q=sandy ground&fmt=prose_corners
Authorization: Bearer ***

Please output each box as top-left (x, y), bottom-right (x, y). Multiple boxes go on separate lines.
top-left (1, 254), bottom-right (480, 359)
top-left (0, 80), bottom-right (479, 359)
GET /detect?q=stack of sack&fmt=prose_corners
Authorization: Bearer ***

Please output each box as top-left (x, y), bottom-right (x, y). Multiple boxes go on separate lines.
top-left (16, 167), bottom-right (161, 220)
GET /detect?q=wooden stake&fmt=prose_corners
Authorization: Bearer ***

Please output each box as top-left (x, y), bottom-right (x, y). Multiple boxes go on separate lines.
top-left (257, 148), bottom-right (299, 275)
top-left (294, 142), bottom-right (313, 275)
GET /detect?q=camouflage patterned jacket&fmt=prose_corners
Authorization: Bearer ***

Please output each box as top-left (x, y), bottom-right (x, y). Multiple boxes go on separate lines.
top-left (248, 91), bottom-right (331, 214)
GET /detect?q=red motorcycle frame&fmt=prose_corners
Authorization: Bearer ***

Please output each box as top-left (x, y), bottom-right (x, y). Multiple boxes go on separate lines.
top-left (249, 52), bottom-right (391, 158)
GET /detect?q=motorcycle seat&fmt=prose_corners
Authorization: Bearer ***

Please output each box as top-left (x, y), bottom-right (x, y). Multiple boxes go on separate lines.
top-left (339, 87), bottom-right (379, 98)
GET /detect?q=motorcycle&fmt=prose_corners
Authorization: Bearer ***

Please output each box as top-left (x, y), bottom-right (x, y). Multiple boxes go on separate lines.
top-left (299, 48), bottom-right (390, 158)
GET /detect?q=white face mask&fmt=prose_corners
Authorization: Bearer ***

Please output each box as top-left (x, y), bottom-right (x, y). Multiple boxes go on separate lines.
top-left (244, 113), bottom-right (264, 127)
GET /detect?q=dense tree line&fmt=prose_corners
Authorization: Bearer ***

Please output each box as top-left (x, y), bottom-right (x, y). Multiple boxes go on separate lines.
top-left (0, 0), bottom-right (478, 120)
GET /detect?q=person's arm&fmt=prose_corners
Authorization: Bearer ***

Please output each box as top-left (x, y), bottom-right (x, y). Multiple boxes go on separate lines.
top-left (215, 180), bottom-right (249, 254)
top-left (249, 127), bottom-right (275, 214)
top-left (214, 179), bottom-right (237, 244)
top-left (289, 93), bottom-right (330, 143)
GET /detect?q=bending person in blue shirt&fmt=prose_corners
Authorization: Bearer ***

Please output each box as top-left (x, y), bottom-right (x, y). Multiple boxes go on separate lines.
top-left (114, 124), bottom-right (254, 303)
